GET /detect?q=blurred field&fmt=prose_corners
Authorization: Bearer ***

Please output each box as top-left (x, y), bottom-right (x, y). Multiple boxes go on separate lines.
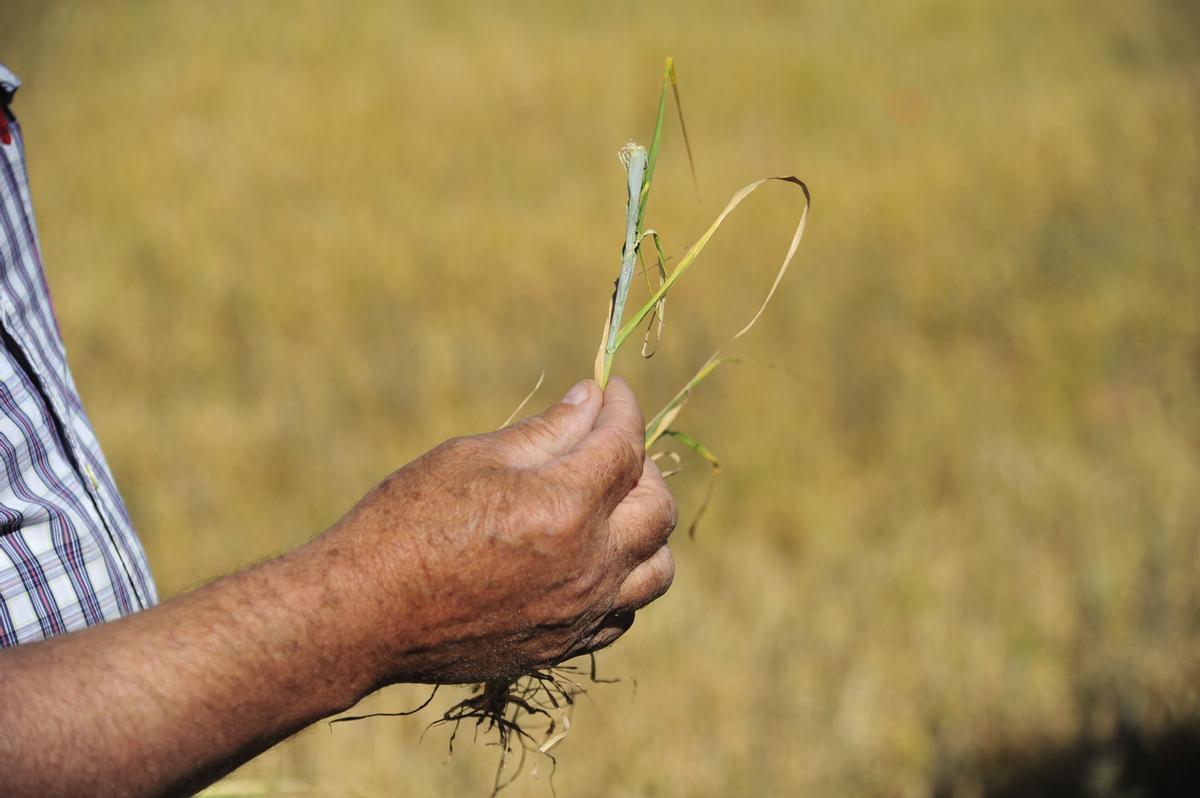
top-left (3, 1), bottom-right (1200, 795)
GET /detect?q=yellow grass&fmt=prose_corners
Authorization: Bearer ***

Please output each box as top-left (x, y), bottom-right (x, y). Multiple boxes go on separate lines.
top-left (3, 1), bottom-right (1199, 795)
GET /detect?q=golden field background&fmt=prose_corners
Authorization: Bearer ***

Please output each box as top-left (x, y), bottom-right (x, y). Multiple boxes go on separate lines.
top-left (3, 1), bottom-right (1200, 795)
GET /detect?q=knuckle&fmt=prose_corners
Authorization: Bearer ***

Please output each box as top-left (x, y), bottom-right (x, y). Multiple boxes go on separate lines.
top-left (655, 486), bottom-right (679, 536)
top-left (654, 549), bottom-right (676, 592)
top-left (514, 416), bottom-right (553, 447)
top-left (516, 476), bottom-right (589, 543)
top-left (546, 483), bottom-right (590, 535)
top-left (605, 430), bottom-right (644, 489)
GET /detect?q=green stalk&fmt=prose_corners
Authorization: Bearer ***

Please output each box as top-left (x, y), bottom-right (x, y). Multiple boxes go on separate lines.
top-left (597, 58), bottom-right (697, 388)
top-left (638, 57), bottom-right (696, 231)
top-left (599, 145), bottom-right (648, 388)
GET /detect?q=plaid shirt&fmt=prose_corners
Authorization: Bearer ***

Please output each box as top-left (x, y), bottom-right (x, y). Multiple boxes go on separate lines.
top-left (0, 63), bottom-right (156, 646)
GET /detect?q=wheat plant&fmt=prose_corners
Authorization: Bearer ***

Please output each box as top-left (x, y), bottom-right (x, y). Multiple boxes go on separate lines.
top-left (338, 57), bottom-right (809, 796)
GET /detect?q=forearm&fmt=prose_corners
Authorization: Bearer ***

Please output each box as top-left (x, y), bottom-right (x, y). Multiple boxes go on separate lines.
top-left (0, 535), bottom-right (375, 798)
top-left (0, 378), bottom-right (678, 796)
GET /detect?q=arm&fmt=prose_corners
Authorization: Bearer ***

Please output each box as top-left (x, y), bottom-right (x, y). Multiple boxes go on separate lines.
top-left (0, 378), bottom-right (677, 798)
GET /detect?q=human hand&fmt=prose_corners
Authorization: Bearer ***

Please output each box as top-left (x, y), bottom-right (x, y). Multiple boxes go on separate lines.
top-left (322, 377), bottom-right (677, 687)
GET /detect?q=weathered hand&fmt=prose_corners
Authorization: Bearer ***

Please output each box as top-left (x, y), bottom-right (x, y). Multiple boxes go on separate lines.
top-left (0, 377), bottom-right (675, 798)
top-left (325, 377), bottom-right (677, 686)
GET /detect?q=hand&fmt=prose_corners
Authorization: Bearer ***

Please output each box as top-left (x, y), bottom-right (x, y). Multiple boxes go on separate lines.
top-left (324, 377), bottom-right (677, 686)
top-left (0, 378), bottom-right (672, 797)
top-left (0, 378), bottom-right (674, 797)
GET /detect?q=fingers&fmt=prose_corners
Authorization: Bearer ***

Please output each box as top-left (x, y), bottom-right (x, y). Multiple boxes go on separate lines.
top-left (614, 546), bottom-right (675, 612)
top-left (545, 377), bottom-right (646, 515)
top-left (487, 379), bottom-right (602, 466)
top-left (608, 454), bottom-right (677, 564)
top-left (561, 609), bottom-right (636, 661)
top-left (557, 544), bottom-right (674, 664)
top-left (610, 457), bottom-right (677, 611)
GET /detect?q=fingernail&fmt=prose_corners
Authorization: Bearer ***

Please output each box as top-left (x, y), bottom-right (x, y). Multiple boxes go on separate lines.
top-left (562, 380), bottom-right (589, 405)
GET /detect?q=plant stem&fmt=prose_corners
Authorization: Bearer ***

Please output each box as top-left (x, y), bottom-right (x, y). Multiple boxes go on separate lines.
top-left (600, 145), bottom-right (648, 388)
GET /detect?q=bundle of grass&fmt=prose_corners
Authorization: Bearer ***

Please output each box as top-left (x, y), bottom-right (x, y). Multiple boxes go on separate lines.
top-left (336, 58), bottom-right (809, 795)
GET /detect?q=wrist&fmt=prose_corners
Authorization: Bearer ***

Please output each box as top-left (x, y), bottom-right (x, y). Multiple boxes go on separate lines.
top-left (300, 521), bottom-right (432, 700)
top-left (257, 535), bottom-right (385, 713)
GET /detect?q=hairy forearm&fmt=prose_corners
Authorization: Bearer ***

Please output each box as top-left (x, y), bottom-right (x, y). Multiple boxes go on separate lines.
top-left (0, 535), bottom-right (376, 798)
top-left (0, 379), bottom-right (677, 797)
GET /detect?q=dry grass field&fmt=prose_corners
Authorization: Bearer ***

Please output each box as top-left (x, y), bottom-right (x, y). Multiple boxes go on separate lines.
top-left (2, 1), bottom-right (1199, 795)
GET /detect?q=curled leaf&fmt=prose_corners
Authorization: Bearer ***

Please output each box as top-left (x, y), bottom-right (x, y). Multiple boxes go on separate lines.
top-left (637, 229), bottom-right (670, 357)
top-left (651, 449), bottom-right (684, 478)
top-left (658, 429), bottom-right (719, 538)
top-left (616, 176), bottom-right (811, 353)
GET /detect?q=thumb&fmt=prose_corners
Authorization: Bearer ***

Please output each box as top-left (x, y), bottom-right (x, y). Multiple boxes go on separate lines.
top-left (487, 379), bottom-right (602, 466)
